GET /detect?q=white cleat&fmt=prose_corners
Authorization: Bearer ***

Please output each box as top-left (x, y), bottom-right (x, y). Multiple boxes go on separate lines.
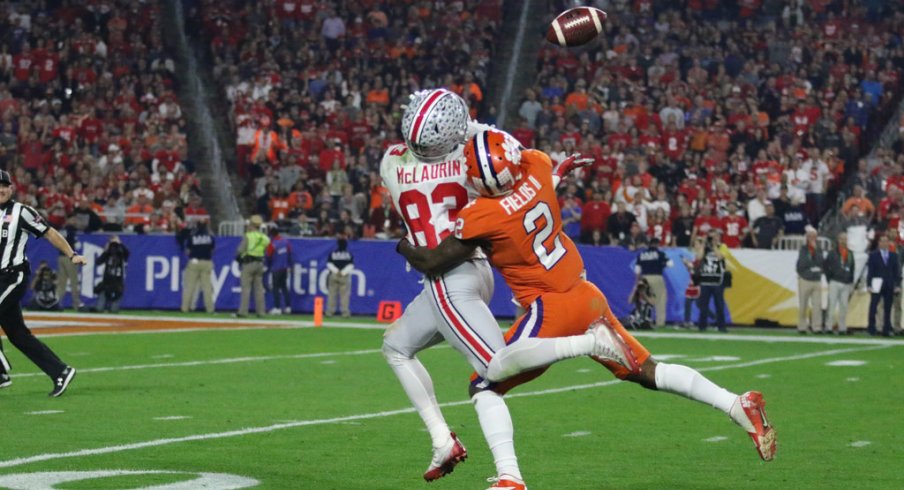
top-left (423, 432), bottom-right (467, 481)
top-left (588, 322), bottom-right (638, 372)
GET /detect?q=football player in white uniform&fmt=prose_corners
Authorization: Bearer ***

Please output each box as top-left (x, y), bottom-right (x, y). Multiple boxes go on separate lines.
top-left (380, 89), bottom-right (525, 489)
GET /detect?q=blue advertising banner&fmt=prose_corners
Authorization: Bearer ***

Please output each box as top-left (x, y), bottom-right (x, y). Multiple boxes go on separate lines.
top-left (27, 235), bottom-right (709, 323)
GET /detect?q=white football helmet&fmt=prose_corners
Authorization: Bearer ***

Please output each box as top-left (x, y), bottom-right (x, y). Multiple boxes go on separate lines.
top-left (401, 89), bottom-right (469, 162)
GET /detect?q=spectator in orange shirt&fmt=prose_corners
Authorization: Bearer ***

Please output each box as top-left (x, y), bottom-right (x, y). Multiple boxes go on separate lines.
top-left (125, 193), bottom-right (154, 231)
top-left (269, 191), bottom-right (291, 221)
top-left (365, 77), bottom-right (390, 107)
top-left (841, 184), bottom-right (875, 221)
top-left (288, 181), bottom-right (314, 214)
top-left (564, 79), bottom-right (590, 115)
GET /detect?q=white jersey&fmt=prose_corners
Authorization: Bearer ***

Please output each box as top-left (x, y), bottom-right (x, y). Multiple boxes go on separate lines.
top-left (380, 122), bottom-right (491, 250)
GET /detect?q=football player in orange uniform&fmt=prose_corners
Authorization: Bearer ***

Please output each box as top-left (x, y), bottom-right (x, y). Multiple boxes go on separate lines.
top-left (399, 129), bottom-right (776, 468)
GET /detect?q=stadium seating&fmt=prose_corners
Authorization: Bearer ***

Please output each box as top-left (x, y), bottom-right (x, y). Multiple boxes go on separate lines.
top-left (0, 0), bottom-right (206, 233)
top-left (196, 0), bottom-right (503, 237)
top-left (527, 0), bottom-right (904, 247)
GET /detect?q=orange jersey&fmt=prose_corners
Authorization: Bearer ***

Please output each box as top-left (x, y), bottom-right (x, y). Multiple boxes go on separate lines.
top-left (454, 149), bottom-right (583, 307)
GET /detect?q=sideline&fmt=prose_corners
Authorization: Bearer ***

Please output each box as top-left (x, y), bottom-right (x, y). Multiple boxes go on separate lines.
top-left (0, 344), bottom-right (890, 469)
top-left (19, 312), bottom-right (904, 346)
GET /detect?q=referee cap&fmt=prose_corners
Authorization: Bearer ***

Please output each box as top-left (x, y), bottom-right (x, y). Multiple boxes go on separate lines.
top-left (0, 170), bottom-right (11, 185)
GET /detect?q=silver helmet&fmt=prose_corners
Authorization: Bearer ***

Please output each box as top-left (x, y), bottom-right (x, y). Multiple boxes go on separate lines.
top-left (401, 89), bottom-right (469, 162)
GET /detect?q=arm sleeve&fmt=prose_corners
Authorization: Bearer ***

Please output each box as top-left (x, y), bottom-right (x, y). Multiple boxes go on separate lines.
top-left (19, 205), bottom-right (49, 237)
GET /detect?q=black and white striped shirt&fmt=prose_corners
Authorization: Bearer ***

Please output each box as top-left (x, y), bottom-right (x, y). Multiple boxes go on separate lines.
top-left (0, 200), bottom-right (49, 269)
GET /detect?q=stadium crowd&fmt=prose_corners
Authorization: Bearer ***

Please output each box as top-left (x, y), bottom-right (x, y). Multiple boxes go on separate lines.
top-left (196, 0), bottom-right (503, 238)
top-left (0, 0), bottom-right (207, 234)
top-left (524, 0), bottom-right (904, 251)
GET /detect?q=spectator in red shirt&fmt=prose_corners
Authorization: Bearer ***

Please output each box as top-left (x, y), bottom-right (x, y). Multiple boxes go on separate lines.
top-left (580, 190), bottom-right (610, 243)
top-left (719, 201), bottom-right (749, 249)
top-left (691, 203), bottom-right (721, 244)
top-left (318, 138), bottom-right (346, 173)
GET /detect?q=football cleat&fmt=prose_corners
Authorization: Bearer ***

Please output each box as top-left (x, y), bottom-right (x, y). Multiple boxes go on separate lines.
top-left (730, 391), bottom-right (776, 461)
top-left (588, 321), bottom-right (640, 374)
top-left (49, 367), bottom-right (76, 398)
top-left (486, 476), bottom-right (527, 490)
top-left (423, 432), bottom-right (467, 481)
top-left (0, 373), bottom-right (10, 389)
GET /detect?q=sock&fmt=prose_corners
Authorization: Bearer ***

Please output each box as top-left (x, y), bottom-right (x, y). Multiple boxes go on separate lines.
top-left (383, 347), bottom-right (450, 448)
top-left (486, 333), bottom-right (595, 382)
top-left (472, 391), bottom-right (522, 481)
top-left (654, 362), bottom-right (737, 413)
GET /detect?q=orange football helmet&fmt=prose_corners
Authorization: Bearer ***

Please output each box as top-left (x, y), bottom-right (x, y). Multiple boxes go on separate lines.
top-left (463, 129), bottom-right (523, 197)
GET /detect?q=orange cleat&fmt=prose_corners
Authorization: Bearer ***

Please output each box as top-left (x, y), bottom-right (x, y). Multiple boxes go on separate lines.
top-left (486, 476), bottom-right (527, 490)
top-left (732, 391), bottom-right (777, 461)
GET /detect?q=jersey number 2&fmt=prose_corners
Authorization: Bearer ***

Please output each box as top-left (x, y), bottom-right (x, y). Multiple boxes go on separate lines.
top-left (523, 201), bottom-right (566, 270)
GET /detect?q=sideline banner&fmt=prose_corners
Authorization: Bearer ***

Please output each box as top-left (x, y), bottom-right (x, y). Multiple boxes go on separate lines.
top-left (27, 235), bottom-right (643, 318)
top-left (26, 235), bottom-right (868, 326)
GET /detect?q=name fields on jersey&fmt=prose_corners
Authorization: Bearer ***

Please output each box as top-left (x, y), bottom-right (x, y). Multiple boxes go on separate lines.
top-left (500, 175), bottom-right (543, 215)
top-left (395, 159), bottom-right (464, 185)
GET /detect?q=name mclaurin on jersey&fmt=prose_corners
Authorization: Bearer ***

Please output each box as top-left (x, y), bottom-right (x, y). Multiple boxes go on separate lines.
top-left (500, 175), bottom-right (543, 216)
top-left (396, 159), bottom-right (464, 185)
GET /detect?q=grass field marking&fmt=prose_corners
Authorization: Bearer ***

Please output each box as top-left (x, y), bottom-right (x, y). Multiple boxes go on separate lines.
top-left (825, 360), bottom-right (867, 366)
top-left (704, 436), bottom-right (728, 442)
top-left (562, 431), bottom-right (592, 438)
top-left (11, 348), bottom-right (387, 379)
top-left (0, 344), bottom-right (887, 470)
top-left (685, 345), bottom-right (889, 373)
top-left (25, 410), bottom-right (64, 416)
top-left (849, 441), bottom-right (871, 448)
top-left (633, 331), bottom-right (904, 346)
top-left (11, 338), bottom-right (896, 381)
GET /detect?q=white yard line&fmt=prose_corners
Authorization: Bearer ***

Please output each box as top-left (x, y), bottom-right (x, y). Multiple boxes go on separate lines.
top-left (0, 344), bottom-right (890, 470)
top-left (10, 338), bottom-right (896, 380)
top-left (633, 331), bottom-right (903, 346)
top-left (11, 348), bottom-right (387, 379)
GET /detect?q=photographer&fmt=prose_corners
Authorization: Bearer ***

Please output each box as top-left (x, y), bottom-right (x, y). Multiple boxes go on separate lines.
top-left (696, 230), bottom-right (728, 332)
top-left (30, 261), bottom-right (61, 311)
top-left (95, 235), bottom-right (130, 313)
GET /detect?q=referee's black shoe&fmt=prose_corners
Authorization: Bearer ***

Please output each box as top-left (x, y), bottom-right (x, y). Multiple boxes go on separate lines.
top-left (0, 373), bottom-right (10, 389)
top-left (49, 367), bottom-right (76, 397)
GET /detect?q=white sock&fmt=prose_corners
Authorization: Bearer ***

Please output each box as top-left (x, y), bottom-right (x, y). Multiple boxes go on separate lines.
top-left (654, 362), bottom-right (737, 413)
top-left (472, 391), bottom-right (522, 481)
top-left (384, 348), bottom-right (450, 448)
top-left (486, 333), bottom-right (595, 382)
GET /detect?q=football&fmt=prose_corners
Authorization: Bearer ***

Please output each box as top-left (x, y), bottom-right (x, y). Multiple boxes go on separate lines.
top-left (546, 7), bottom-right (607, 47)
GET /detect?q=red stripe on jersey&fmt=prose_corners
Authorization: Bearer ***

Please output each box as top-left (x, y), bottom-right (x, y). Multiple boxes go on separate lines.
top-left (432, 278), bottom-right (492, 363)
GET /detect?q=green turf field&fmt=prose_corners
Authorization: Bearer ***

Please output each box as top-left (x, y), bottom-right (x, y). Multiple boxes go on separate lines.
top-left (1, 315), bottom-right (903, 489)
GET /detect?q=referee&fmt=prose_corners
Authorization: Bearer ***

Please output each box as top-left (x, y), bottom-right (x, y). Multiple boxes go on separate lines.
top-left (0, 170), bottom-right (84, 397)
